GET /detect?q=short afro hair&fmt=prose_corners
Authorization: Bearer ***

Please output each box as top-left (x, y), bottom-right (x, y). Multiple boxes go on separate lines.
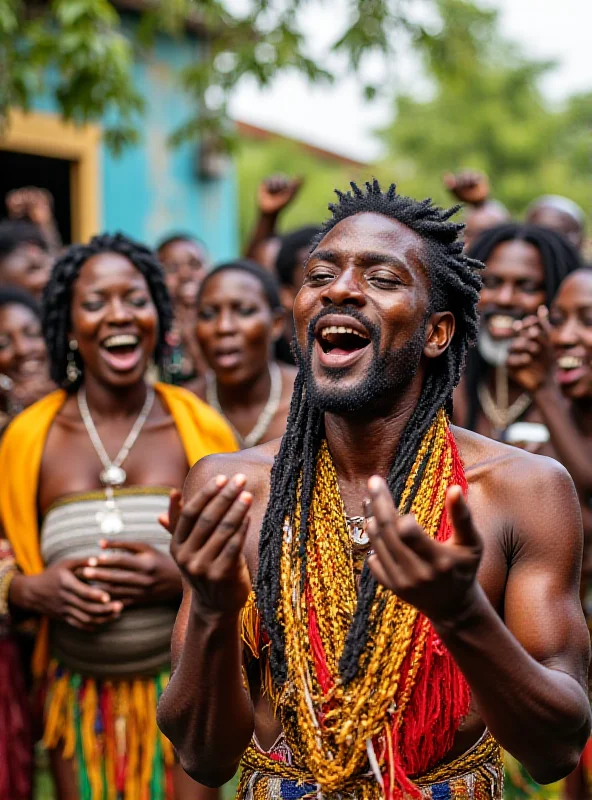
top-left (0, 220), bottom-right (48, 262)
top-left (0, 285), bottom-right (41, 317)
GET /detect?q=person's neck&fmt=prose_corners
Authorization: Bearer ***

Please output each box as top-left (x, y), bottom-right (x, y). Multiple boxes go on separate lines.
top-left (216, 363), bottom-right (272, 412)
top-left (572, 397), bottom-right (592, 436)
top-left (324, 389), bottom-right (420, 485)
top-left (82, 375), bottom-right (148, 420)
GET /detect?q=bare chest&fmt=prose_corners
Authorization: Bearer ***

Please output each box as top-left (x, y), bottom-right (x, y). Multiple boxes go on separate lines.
top-left (38, 417), bottom-right (189, 515)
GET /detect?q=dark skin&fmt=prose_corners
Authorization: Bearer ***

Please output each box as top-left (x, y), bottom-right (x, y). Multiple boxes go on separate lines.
top-left (0, 242), bottom-right (52, 302)
top-left (158, 238), bottom-right (209, 380)
top-left (456, 239), bottom-right (554, 450)
top-left (508, 270), bottom-right (592, 575)
top-left (0, 302), bottom-right (53, 415)
top-left (527, 204), bottom-right (584, 251)
top-left (158, 213), bottom-right (591, 789)
top-left (443, 170), bottom-right (510, 251)
top-left (244, 175), bottom-right (302, 269)
top-left (6, 186), bottom-right (62, 253)
top-left (190, 269), bottom-right (296, 446)
top-left (8, 253), bottom-right (204, 800)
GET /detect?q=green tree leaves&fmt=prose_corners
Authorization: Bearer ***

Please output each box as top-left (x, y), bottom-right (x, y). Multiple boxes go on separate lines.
top-left (1, 0), bottom-right (427, 153)
top-left (380, 0), bottom-right (590, 222)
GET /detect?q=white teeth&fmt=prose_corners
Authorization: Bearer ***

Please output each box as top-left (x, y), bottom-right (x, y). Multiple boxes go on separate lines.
top-left (103, 334), bottom-right (139, 349)
top-left (489, 315), bottom-right (516, 328)
top-left (558, 356), bottom-right (583, 369)
top-left (320, 325), bottom-right (369, 340)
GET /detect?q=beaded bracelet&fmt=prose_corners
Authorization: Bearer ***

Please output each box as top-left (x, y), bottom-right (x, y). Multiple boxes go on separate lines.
top-left (0, 556), bottom-right (17, 619)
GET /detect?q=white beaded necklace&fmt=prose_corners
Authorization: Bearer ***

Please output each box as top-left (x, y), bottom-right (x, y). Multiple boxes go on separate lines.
top-left (206, 362), bottom-right (282, 449)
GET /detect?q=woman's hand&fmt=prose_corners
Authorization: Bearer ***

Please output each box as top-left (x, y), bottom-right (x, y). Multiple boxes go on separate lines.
top-left (507, 308), bottom-right (555, 394)
top-left (77, 540), bottom-right (183, 607)
top-left (9, 559), bottom-right (123, 631)
top-left (366, 479), bottom-right (483, 627)
top-left (169, 474), bottom-right (253, 621)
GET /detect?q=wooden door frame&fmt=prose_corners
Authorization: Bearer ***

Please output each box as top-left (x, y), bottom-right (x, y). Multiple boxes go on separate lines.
top-left (0, 109), bottom-right (101, 242)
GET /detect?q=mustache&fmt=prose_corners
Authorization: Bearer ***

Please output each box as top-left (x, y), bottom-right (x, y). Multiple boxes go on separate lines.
top-left (305, 306), bottom-right (380, 346)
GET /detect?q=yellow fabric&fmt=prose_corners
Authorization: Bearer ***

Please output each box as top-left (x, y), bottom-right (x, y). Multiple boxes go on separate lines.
top-left (0, 383), bottom-right (237, 676)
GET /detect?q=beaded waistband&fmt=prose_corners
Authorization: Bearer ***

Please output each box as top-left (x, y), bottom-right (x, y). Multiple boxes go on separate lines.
top-left (237, 731), bottom-right (503, 799)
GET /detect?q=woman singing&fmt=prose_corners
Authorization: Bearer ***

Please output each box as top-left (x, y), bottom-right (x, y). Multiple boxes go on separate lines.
top-left (0, 233), bottom-right (236, 799)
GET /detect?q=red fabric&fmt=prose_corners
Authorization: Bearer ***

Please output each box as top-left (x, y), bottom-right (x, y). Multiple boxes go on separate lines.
top-left (0, 637), bottom-right (33, 800)
top-left (305, 430), bottom-right (471, 799)
top-left (306, 583), bottom-right (334, 696)
top-left (381, 434), bottom-right (471, 797)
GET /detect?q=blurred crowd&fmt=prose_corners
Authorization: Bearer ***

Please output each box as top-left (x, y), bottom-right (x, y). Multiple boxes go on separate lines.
top-left (0, 171), bottom-right (590, 800)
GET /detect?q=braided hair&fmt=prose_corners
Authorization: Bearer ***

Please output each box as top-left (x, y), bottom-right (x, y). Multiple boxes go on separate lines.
top-left (257, 179), bottom-right (484, 685)
top-left (464, 223), bottom-right (583, 430)
top-left (42, 232), bottom-right (172, 391)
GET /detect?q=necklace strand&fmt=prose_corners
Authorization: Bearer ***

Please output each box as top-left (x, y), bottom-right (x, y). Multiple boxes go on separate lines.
top-left (206, 362), bottom-right (282, 449)
top-left (478, 381), bottom-right (531, 433)
top-left (78, 386), bottom-right (155, 485)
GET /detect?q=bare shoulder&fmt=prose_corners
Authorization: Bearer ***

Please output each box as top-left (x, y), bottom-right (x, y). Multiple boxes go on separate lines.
top-left (184, 438), bottom-right (282, 575)
top-left (184, 438), bottom-right (281, 503)
top-left (453, 426), bottom-right (580, 545)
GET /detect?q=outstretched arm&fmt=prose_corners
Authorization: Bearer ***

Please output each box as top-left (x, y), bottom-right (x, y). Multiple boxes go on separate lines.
top-left (157, 461), bottom-right (255, 787)
top-left (367, 460), bottom-right (591, 784)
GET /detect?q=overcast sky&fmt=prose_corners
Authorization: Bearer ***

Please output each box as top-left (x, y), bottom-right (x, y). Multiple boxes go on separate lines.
top-left (230, 0), bottom-right (592, 161)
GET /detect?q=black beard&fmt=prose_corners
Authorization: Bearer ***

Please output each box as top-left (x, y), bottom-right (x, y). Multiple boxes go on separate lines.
top-left (294, 307), bottom-right (427, 414)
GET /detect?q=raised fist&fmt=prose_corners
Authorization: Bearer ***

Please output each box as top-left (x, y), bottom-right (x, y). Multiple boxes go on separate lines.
top-left (443, 171), bottom-right (490, 206)
top-left (258, 175), bottom-right (303, 216)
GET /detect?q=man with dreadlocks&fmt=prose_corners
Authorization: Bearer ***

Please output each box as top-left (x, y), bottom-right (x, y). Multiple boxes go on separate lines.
top-left (158, 181), bottom-right (591, 800)
top-left (457, 223), bottom-right (583, 450)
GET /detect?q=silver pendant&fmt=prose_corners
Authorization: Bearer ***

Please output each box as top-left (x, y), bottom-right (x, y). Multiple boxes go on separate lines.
top-left (348, 516), bottom-right (370, 547)
top-left (351, 526), bottom-right (370, 547)
top-left (100, 465), bottom-right (127, 487)
top-left (96, 506), bottom-right (125, 535)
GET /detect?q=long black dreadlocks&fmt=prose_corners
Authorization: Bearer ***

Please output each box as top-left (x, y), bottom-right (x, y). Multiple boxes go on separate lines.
top-left (42, 232), bottom-right (172, 391)
top-left (256, 179), bottom-right (484, 686)
top-left (464, 222), bottom-right (583, 431)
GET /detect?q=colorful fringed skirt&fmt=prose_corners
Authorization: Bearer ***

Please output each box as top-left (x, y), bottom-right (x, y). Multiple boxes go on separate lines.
top-left (44, 660), bottom-right (175, 800)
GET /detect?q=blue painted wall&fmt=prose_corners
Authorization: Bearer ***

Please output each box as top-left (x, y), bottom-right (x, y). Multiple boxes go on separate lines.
top-left (35, 25), bottom-right (238, 263)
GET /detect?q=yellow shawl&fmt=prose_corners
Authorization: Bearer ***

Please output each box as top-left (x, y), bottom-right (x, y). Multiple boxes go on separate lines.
top-left (0, 382), bottom-right (237, 676)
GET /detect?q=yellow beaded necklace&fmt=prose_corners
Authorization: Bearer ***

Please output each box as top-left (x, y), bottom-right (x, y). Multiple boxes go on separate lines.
top-left (273, 408), bottom-right (470, 799)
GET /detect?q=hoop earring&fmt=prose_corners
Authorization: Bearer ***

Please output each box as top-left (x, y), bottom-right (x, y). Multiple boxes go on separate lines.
top-left (66, 339), bottom-right (81, 384)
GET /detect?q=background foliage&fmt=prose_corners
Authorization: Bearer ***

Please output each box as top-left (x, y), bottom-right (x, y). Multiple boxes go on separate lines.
top-left (0, 0), bottom-right (434, 153)
top-left (236, 0), bottom-right (591, 241)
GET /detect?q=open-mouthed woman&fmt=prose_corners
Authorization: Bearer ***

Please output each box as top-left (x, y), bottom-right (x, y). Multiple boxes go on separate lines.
top-left (189, 259), bottom-right (297, 448)
top-left (0, 233), bottom-right (236, 799)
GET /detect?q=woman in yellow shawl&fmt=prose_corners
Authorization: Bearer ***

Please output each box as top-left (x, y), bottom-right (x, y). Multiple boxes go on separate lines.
top-left (0, 233), bottom-right (236, 800)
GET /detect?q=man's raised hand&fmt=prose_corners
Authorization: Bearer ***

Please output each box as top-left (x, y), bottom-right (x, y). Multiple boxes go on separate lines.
top-left (258, 175), bottom-right (303, 216)
top-left (170, 474), bottom-right (252, 619)
top-left (366, 477), bottom-right (483, 627)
